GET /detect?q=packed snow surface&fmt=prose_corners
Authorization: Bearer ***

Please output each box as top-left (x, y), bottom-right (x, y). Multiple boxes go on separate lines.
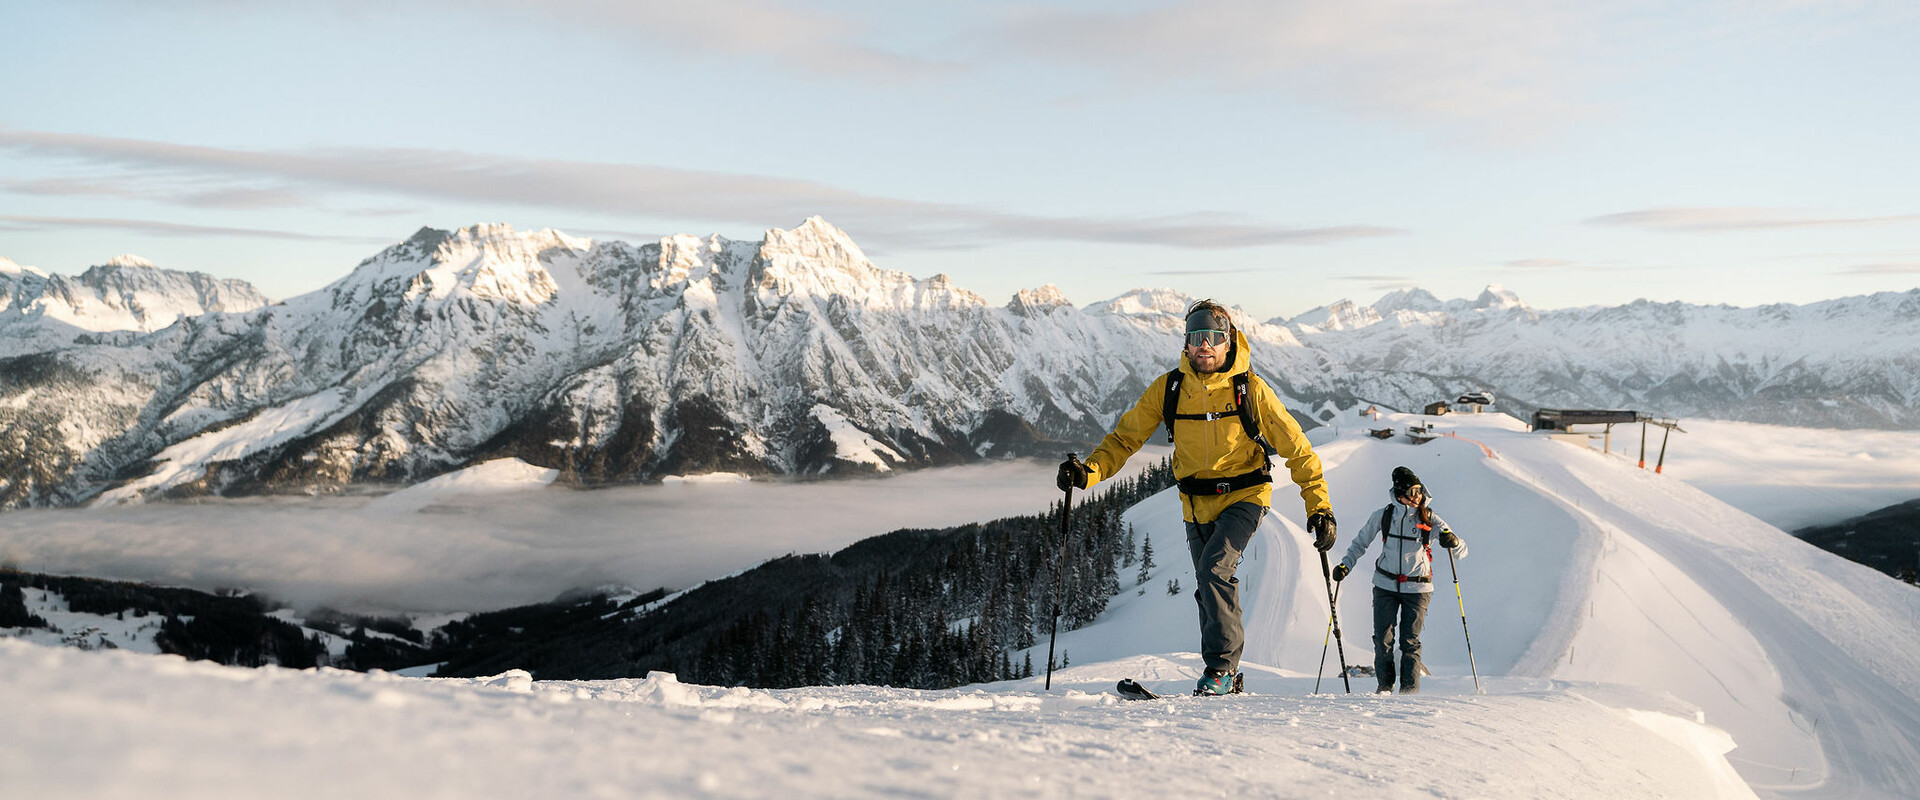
top-left (1, 640), bottom-right (1759, 800)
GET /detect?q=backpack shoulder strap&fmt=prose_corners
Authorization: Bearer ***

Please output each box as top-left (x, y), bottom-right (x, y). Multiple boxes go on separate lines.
top-left (1381, 502), bottom-right (1432, 543)
top-left (1161, 369), bottom-right (1183, 443)
top-left (1235, 372), bottom-right (1279, 462)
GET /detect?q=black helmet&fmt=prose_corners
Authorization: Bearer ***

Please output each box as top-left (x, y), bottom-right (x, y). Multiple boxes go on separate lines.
top-left (1391, 466), bottom-right (1423, 499)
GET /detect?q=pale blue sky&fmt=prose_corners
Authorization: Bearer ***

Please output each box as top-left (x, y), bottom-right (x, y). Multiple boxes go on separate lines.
top-left (3, 0), bottom-right (1917, 320)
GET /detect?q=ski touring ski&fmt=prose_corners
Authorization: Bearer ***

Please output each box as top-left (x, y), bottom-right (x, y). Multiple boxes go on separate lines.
top-left (1114, 674), bottom-right (1245, 701)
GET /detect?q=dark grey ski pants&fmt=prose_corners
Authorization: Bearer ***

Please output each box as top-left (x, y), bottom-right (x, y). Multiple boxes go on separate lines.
top-left (1372, 586), bottom-right (1431, 692)
top-left (1185, 501), bottom-right (1264, 674)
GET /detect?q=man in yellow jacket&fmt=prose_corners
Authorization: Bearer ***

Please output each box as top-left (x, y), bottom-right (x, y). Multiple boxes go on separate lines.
top-left (1057, 300), bottom-right (1335, 695)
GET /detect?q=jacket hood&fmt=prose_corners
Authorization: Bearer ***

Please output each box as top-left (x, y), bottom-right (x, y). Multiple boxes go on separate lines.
top-left (1179, 329), bottom-right (1252, 380)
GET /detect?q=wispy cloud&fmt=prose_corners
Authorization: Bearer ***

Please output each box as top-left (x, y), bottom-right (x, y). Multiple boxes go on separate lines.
top-left (0, 128), bottom-right (1400, 251)
top-left (1836, 261), bottom-right (1920, 275)
top-left (1764, 248), bottom-right (1920, 262)
top-left (1497, 258), bottom-right (1654, 273)
top-left (1586, 207), bottom-right (1920, 233)
top-left (985, 0), bottom-right (1609, 132)
top-left (376, 0), bottom-right (954, 80)
top-left (1142, 267), bottom-right (1271, 276)
top-left (8, 176), bottom-right (312, 211)
top-left (0, 214), bottom-right (388, 244)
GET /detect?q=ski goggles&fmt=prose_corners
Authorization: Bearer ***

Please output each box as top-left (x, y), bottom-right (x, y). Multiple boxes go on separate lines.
top-left (1185, 329), bottom-right (1229, 348)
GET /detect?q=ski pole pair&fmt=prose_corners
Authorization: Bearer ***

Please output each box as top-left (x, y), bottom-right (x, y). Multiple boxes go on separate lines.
top-left (1317, 543), bottom-right (1483, 694)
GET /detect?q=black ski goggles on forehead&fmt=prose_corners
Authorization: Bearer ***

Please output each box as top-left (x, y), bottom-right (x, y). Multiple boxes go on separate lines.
top-left (1185, 329), bottom-right (1229, 348)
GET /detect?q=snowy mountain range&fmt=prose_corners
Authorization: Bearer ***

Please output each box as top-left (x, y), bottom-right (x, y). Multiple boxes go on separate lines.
top-left (3, 218), bottom-right (1916, 509)
top-left (1277, 284), bottom-right (1920, 433)
top-left (1, 254), bottom-right (268, 354)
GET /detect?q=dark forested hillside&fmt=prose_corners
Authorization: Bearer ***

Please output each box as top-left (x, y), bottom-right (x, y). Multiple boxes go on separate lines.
top-left (1794, 498), bottom-right (1920, 584)
top-left (0, 571), bottom-right (329, 667)
top-left (434, 458), bottom-right (1179, 688)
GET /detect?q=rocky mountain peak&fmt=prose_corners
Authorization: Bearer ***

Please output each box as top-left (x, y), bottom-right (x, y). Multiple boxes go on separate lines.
top-left (1371, 287), bottom-right (1444, 314)
top-left (1007, 284), bottom-right (1072, 315)
top-left (439, 223), bottom-right (590, 259)
top-left (1474, 283), bottom-right (1525, 310)
top-left (103, 254), bottom-right (157, 268)
top-left (652, 233), bottom-right (743, 287)
top-left (0, 256), bottom-right (41, 278)
top-left (761, 217), bottom-right (863, 261)
top-left (1084, 288), bottom-right (1194, 319)
top-left (413, 224), bottom-right (588, 306)
top-left (751, 218), bottom-right (898, 301)
top-left (1282, 298), bottom-right (1382, 331)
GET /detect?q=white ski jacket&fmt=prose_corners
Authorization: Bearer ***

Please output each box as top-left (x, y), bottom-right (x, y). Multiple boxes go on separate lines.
top-left (1338, 501), bottom-right (1467, 595)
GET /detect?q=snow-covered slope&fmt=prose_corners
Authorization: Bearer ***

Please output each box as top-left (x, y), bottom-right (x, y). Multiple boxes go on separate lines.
top-left (15, 412), bottom-right (1918, 798)
top-left (5, 222), bottom-right (1916, 511)
top-left (0, 637), bottom-right (1759, 800)
top-left (1037, 411), bottom-right (1919, 800)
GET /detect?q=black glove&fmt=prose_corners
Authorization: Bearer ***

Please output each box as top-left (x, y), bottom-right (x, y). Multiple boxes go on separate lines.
top-left (1439, 529), bottom-right (1461, 549)
top-left (1307, 511), bottom-right (1337, 551)
top-left (1056, 458), bottom-right (1089, 492)
top-left (1331, 563), bottom-right (1350, 582)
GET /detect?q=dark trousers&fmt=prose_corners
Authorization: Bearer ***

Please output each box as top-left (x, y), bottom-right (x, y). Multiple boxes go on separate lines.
top-left (1184, 502), bottom-right (1264, 674)
top-left (1372, 586), bottom-right (1431, 692)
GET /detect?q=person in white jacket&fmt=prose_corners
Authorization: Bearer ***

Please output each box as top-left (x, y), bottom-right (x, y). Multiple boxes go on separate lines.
top-left (1332, 466), bottom-right (1467, 694)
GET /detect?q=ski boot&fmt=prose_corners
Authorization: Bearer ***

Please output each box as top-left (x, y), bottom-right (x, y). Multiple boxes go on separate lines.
top-left (1194, 669), bottom-right (1243, 696)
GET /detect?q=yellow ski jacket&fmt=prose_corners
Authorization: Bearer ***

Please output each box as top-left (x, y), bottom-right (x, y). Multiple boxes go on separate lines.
top-left (1081, 330), bottom-right (1330, 525)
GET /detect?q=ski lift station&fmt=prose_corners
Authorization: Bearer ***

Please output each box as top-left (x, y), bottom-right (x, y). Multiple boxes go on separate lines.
top-left (1531, 408), bottom-right (1685, 472)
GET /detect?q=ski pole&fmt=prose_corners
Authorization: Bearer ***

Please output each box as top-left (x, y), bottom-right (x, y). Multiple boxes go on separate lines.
top-left (1446, 545), bottom-right (1482, 694)
top-left (1317, 549), bottom-right (1352, 693)
top-left (1313, 578), bottom-right (1345, 694)
top-left (1045, 453), bottom-right (1077, 690)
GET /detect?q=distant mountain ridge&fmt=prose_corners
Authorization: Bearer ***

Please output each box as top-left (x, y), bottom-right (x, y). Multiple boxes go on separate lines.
top-left (1, 255), bottom-right (269, 355)
top-left (1276, 283), bottom-right (1920, 432)
top-left (2, 219), bottom-right (1916, 509)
